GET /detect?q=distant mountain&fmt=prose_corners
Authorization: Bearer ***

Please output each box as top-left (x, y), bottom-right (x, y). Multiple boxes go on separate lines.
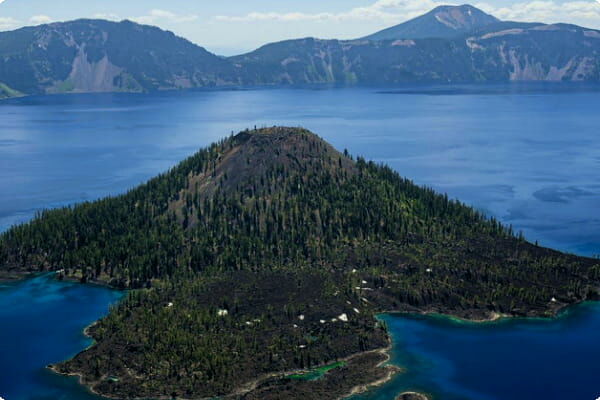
top-left (1, 6), bottom-right (600, 98)
top-left (0, 19), bottom-right (239, 96)
top-left (362, 4), bottom-right (500, 41)
top-left (232, 23), bottom-right (600, 84)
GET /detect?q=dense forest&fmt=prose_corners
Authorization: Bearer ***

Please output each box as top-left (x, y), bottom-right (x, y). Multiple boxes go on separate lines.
top-left (2, 127), bottom-right (599, 399)
top-left (55, 271), bottom-right (389, 398)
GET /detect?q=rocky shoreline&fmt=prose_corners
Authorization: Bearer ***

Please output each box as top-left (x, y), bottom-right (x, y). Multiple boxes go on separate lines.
top-left (44, 283), bottom-right (597, 400)
top-left (50, 345), bottom-right (399, 400)
top-left (396, 392), bottom-right (429, 400)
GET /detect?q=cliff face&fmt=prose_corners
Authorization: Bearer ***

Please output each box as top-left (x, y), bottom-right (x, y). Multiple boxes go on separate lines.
top-left (0, 19), bottom-right (239, 95)
top-left (467, 23), bottom-right (600, 81)
top-left (0, 7), bottom-right (599, 97)
top-left (232, 23), bottom-right (600, 84)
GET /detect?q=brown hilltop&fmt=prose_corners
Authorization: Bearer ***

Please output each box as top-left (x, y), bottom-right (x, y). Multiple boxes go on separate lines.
top-left (169, 126), bottom-right (357, 227)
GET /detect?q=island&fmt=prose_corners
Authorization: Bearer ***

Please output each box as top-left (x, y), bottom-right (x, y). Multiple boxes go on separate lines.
top-left (1, 127), bottom-right (599, 399)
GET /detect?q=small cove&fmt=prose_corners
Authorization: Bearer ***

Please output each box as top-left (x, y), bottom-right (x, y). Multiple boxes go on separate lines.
top-left (352, 303), bottom-right (600, 400)
top-left (0, 274), bottom-right (123, 400)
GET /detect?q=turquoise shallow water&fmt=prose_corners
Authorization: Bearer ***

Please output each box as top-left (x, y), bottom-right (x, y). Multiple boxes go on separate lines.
top-left (0, 274), bottom-right (123, 400)
top-left (352, 303), bottom-right (600, 400)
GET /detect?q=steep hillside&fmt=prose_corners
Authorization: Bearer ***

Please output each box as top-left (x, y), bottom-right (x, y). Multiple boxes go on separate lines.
top-left (231, 37), bottom-right (479, 84)
top-left (0, 19), bottom-right (239, 95)
top-left (362, 4), bottom-right (499, 41)
top-left (1, 5), bottom-right (600, 97)
top-left (0, 7), bottom-right (600, 95)
top-left (232, 23), bottom-right (600, 84)
top-left (2, 127), bottom-right (599, 399)
top-left (466, 23), bottom-right (600, 81)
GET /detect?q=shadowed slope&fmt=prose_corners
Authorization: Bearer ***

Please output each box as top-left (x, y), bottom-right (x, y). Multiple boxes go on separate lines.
top-left (0, 19), bottom-right (239, 95)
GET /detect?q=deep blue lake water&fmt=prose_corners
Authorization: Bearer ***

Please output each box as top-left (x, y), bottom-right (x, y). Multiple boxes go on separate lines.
top-left (1, 84), bottom-right (600, 400)
top-left (2, 84), bottom-right (600, 255)
top-left (352, 303), bottom-right (600, 400)
top-left (0, 274), bottom-right (123, 400)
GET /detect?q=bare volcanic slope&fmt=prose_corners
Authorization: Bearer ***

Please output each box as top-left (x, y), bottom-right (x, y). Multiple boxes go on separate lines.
top-left (1, 127), bottom-right (599, 399)
top-left (362, 4), bottom-right (500, 41)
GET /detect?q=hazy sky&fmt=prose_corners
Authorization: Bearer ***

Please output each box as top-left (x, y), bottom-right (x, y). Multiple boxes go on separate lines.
top-left (1, 0), bottom-right (600, 55)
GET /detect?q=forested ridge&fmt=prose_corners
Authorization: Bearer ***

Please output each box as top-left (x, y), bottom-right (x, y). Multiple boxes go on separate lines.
top-left (2, 9), bottom-right (600, 99)
top-left (2, 127), bottom-right (599, 399)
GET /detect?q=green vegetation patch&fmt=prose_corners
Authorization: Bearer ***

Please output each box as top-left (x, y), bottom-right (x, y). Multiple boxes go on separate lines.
top-left (0, 82), bottom-right (23, 98)
top-left (56, 80), bottom-right (75, 93)
top-left (288, 361), bottom-right (346, 381)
